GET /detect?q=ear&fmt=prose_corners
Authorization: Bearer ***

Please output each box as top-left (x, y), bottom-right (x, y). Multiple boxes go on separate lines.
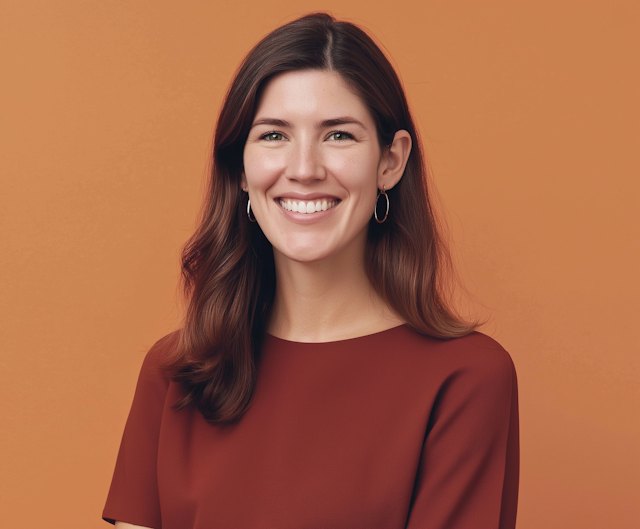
top-left (240, 171), bottom-right (248, 191)
top-left (377, 130), bottom-right (412, 191)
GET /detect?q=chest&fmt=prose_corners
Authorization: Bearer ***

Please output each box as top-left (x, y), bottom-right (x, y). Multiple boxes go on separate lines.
top-left (156, 351), bottom-right (437, 529)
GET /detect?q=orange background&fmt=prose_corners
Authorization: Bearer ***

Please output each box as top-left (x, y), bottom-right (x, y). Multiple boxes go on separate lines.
top-left (1, 1), bottom-right (638, 527)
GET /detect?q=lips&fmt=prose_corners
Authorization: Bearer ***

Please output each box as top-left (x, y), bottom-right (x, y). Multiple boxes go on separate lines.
top-left (277, 198), bottom-right (340, 214)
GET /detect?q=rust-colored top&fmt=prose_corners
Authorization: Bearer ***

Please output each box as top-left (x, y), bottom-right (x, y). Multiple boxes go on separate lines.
top-left (103, 325), bottom-right (519, 529)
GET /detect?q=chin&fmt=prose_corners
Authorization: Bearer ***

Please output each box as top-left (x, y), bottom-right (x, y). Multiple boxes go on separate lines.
top-left (269, 226), bottom-right (367, 265)
top-left (276, 243), bottom-right (335, 264)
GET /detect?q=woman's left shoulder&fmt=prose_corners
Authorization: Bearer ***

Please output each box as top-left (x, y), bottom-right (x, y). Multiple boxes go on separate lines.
top-left (432, 331), bottom-right (518, 390)
top-left (444, 331), bottom-right (513, 363)
top-left (399, 327), bottom-right (517, 384)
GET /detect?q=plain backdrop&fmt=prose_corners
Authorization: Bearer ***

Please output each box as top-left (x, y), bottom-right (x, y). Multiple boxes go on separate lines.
top-left (1, 1), bottom-right (638, 528)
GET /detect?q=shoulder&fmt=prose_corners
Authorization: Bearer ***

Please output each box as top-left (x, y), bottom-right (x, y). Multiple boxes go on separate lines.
top-left (141, 330), bottom-right (180, 368)
top-left (435, 331), bottom-right (517, 403)
top-left (394, 329), bottom-right (520, 431)
top-left (441, 331), bottom-right (515, 374)
top-left (398, 327), bottom-right (517, 394)
top-left (135, 330), bottom-right (180, 395)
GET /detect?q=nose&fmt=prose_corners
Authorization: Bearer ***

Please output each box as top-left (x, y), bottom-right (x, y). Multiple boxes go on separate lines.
top-left (285, 138), bottom-right (326, 183)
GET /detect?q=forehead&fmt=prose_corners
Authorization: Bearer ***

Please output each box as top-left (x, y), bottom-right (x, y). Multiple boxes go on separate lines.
top-left (254, 70), bottom-right (372, 123)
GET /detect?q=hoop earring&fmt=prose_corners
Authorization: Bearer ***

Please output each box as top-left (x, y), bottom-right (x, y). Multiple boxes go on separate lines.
top-left (374, 185), bottom-right (389, 223)
top-left (247, 198), bottom-right (257, 222)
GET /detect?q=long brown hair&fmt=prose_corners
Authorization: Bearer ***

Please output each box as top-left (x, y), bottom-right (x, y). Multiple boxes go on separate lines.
top-left (165, 12), bottom-right (477, 424)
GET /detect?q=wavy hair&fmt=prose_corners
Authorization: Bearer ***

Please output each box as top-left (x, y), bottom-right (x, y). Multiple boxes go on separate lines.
top-left (164, 12), bottom-right (477, 424)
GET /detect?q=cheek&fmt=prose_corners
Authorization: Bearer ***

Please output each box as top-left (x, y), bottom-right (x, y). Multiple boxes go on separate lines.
top-left (243, 147), bottom-right (284, 188)
top-left (327, 148), bottom-right (380, 194)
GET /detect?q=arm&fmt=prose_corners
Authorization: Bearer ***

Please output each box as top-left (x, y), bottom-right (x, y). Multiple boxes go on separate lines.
top-left (114, 522), bottom-right (154, 529)
top-left (102, 333), bottom-right (176, 527)
top-left (406, 340), bottom-right (520, 529)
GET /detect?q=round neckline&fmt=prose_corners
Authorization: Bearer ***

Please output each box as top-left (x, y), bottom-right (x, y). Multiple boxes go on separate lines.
top-left (264, 323), bottom-right (409, 345)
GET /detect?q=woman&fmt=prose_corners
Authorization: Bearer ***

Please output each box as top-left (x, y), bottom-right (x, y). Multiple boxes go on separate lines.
top-left (103, 12), bottom-right (519, 529)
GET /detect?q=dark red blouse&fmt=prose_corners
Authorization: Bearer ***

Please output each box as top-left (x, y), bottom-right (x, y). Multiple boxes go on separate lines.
top-left (103, 325), bottom-right (519, 528)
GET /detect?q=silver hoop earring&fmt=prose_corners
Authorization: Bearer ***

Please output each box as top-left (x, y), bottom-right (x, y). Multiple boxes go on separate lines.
top-left (247, 198), bottom-right (257, 222)
top-left (374, 186), bottom-right (389, 223)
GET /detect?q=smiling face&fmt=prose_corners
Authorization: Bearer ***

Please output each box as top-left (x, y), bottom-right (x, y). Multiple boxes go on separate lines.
top-left (242, 69), bottom-right (386, 264)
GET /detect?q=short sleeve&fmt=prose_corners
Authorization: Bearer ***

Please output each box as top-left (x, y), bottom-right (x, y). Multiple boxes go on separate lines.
top-left (102, 333), bottom-right (176, 527)
top-left (405, 337), bottom-right (520, 529)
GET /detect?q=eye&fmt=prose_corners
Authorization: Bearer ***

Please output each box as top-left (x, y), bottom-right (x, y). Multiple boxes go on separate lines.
top-left (327, 131), bottom-right (354, 141)
top-left (260, 131), bottom-right (286, 141)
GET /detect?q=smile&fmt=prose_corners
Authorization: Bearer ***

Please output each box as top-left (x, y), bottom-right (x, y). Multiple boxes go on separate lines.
top-left (277, 198), bottom-right (340, 214)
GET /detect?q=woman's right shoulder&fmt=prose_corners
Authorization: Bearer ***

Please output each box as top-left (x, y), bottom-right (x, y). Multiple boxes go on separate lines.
top-left (135, 329), bottom-right (181, 390)
top-left (142, 329), bottom-right (180, 365)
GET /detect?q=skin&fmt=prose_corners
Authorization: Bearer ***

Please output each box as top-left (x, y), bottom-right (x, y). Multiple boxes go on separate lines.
top-left (112, 70), bottom-right (412, 527)
top-left (242, 69), bottom-right (412, 342)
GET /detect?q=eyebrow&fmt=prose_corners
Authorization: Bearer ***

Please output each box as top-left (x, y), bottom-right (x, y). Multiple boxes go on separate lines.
top-left (321, 117), bottom-right (366, 128)
top-left (251, 116), bottom-right (366, 129)
top-left (252, 118), bottom-right (291, 128)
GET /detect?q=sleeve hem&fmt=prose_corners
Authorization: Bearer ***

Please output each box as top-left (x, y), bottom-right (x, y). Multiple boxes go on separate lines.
top-left (102, 513), bottom-right (159, 528)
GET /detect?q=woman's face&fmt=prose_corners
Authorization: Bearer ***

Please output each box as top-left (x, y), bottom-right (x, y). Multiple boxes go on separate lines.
top-left (242, 69), bottom-right (386, 264)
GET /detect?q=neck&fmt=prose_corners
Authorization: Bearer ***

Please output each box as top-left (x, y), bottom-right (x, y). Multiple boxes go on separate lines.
top-left (267, 232), bottom-right (404, 342)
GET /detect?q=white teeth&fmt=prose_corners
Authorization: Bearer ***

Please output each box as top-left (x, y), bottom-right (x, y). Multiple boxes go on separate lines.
top-left (278, 199), bottom-right (339, 214)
